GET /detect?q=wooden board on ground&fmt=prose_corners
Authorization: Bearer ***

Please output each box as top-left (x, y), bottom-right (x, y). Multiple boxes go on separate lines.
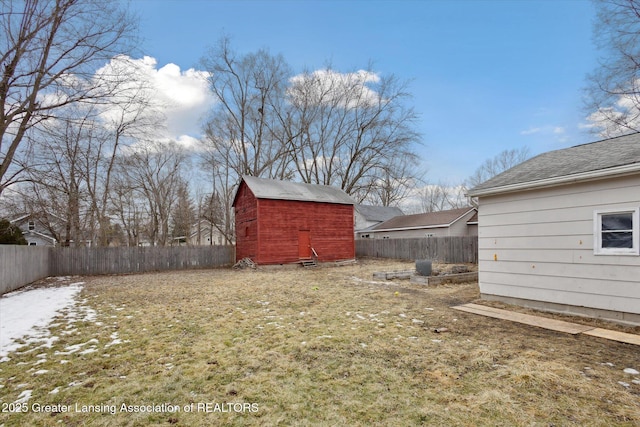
top-left (452, 303), bottom-right (594, 334)
top-left (582, 328), bottom-right (640, 346)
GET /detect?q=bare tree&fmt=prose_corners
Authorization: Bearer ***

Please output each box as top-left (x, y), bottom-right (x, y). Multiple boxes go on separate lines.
top-left (359, 153), bottom-right (423, 207)
top-left (464, 147), bottom-right (530, 190)
top-left (416, 181), bottom-right (468, 213)
top-left (23, 109), bottom-right (96, 246)
top-left (585, 0), bottom-right (640, 136)
top-left (0, 0), bottom-right (138, 196)
top-left (18, 56), bottom-right (161, 247)
top-left (200, 38), bottom-right (292, 179)
top-left (117, 141), bottom-right (185, 246)
top-left (282, 67), bottom-right (421, 196)
top-left (199, 40), bottom-right (423, 238)
top-left (197, 134), bottom-right (238, 244)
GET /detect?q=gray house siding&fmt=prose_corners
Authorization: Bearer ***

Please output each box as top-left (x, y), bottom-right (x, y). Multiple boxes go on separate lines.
top-left (477, 174), bottom-right (640, 324)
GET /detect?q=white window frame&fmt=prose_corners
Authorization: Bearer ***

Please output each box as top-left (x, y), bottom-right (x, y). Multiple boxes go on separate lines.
top-left (28, 220), bottom-right (35, 231)
top-left (593, 208), bottom-right (640, 255)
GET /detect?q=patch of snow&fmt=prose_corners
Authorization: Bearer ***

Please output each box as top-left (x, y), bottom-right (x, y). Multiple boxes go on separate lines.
top-left (0, 283), bottom-right (84, 358)
top-left (49, 387), bottom-right (60, 394)
top-left (55, 338), bottom-right (99, 356)
top-left (14, 390), bottom-right (32, 404)
top-left (618, 381), bottom-right (630, 388)
top-left (33, 369), bottom-right (48, 375)
top-left (623, 368), bottom-right (639, 375)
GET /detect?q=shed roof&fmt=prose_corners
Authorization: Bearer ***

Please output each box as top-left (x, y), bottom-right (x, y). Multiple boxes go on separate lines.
top-left (233, 175), bottom-right (355, 206)
top-left (468, 132), bottom-right (640, 197)
top-left (370, 207), bottom-right (476, 232)
top-left (356, 204), bottom-right (404, 222)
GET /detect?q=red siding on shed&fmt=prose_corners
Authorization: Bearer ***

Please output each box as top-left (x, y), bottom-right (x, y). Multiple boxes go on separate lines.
top-left (234, 183), bottom-right (258, 261)
top-left (233, 181), bottom-right (354, 265)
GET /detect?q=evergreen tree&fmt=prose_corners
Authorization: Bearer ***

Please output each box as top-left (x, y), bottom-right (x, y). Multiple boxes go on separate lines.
top-left (0, 219), bottom-right (27, 245)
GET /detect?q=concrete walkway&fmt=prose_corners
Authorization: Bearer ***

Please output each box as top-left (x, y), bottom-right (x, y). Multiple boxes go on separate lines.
top-left (452, 303), bottom-right (640, 346)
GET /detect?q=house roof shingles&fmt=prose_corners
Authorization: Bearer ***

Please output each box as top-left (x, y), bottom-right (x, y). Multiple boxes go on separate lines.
top-left (468, 132), bottom-right (640, 196)
top-left (234, 175), bottom-right (355, 206)
top-left (371, 207), bottom-right (476, 231)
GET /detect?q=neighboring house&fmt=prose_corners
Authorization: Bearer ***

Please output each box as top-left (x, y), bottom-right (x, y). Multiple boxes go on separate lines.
top-left (10, 214), bottom-right (58, 246)
top-left (467, 133), bottom-right (640, 325)
top-left (360, 207), bottom-right (477, 239)
top-left (355, 204), bottom-right (404, 238)
top-left (172, 219), bottom-right (229, 246)
top-left (232, 175), bottom-right (356, 265)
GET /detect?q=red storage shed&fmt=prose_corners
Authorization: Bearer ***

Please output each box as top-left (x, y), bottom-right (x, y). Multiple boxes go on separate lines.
top-left (232, 175), bottom-right (356, 265)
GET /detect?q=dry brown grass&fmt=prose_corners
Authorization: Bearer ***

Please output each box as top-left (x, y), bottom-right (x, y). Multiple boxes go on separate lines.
top-left (1, 259), bottom-right (639, 426)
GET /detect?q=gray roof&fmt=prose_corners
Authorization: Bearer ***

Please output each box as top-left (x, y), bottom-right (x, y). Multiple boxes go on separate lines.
top-left (235, 175), bottom-right (355, 205)
top-left (468, 133), bottom-right (640, 196)
top-left (370, 207), bottom-right (476, 231)
top-left (356, 204), bottom-right (404, 222)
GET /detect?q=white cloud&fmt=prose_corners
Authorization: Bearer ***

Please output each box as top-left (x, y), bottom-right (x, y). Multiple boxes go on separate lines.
top-left (520, 127), bottom-right (541, 135)
top-left (94, 56), bottom-right (214, 146)
top-left (520, 125), bottom-right (570, 143)
top-left (152, 61), bottom-right (214, 139)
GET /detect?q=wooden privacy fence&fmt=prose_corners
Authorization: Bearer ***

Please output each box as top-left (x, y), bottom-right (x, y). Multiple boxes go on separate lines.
top-left (356, 236), bottom-right (478, 264)
top-left (0, 246), bottom-right (50, 295)
top-left (49, 245), bottom-right (235, 276)
top-left (1, 245), bottom-right (235, 295)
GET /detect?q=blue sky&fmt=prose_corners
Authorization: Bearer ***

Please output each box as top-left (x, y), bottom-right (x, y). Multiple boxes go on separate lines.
top-left (128, 0), bottom-right (599, 184)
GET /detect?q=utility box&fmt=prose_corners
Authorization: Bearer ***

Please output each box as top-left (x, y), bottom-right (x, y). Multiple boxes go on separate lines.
top-left (416, 259), bottom-right (432, 276)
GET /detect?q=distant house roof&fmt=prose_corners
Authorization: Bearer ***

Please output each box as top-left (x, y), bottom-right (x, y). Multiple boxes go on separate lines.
top-left (233, 175), bottom-right (355, 206)
top-left (468, 133), bottom-right (640, 197)
top-left (466, 211), bottom-right (478, 225)
top-left (370, 207), bottom-right (476, 232)
top-left (9, 214), bottom-right (31, 223)
top-left (356, 204), bottom-right (404, 222)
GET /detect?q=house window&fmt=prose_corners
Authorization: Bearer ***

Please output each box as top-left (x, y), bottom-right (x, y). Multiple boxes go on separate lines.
top-left (29, 242), bottom-right (37, 246)
top-left (28, 221), bottom-right (35, 231)
top-left (594, 208), bottom-right (639, 255)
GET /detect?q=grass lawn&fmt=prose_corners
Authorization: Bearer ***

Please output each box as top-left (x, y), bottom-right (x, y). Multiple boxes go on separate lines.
top-left (1, 259), bottom-right (639, 426)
